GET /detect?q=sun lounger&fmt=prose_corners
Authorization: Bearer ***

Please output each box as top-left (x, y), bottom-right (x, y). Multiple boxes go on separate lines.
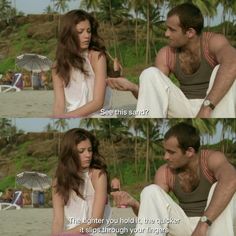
top-left (0, 191), bottom-right (22, 210)
top-left (0, 73), bottom-right (22, 92)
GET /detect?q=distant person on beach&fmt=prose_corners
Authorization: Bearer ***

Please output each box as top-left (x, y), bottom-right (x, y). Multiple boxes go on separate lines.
top-left (51, 128), bottom-right (115, 236)
top-left (112, 122), bottom-right (236, 236)
top-left (52, 10), bottom-right (120, 118)
top-left (111, 177), bottom-right (121, 192)
top-left (0, 188), bottom-right (13, 203)
top-left (107, 3), bottom-right (236, 118)
top-left (0, 70), bottom-right (13, 85)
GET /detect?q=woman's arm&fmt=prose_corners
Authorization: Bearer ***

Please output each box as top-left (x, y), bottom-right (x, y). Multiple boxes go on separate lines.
top-left (66, 169), bottom-right (108, 234)
top-left (64, 51), bottom-right (107, 117)
top-left (51, 180), bottom-right (65, 235)
top-left (52, 68), bottom-right (66, 116)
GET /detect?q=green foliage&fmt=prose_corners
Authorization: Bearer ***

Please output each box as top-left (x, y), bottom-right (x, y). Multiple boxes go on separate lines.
top-left (0, 57), bottom-right (15, 72)
top-left (0, 176), bottom-right (15, 190)
top-left (109, 158), bottom-right (165, 186)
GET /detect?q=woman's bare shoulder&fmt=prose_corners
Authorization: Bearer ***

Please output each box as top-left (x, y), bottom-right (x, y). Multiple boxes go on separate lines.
top-left (89, 50), bottom-right (106, 62)
top-left (90, 168), bottom-right (106, 176)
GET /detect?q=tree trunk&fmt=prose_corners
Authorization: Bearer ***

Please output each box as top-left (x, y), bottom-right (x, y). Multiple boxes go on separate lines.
top-left (145, 121), bottom-right (150, 182)
top-left (135, 12), bottom-right (138, 57)
top-left (134, 131), bottom-right (138, 174)
top-left (145, 1), bottom-right (150, 65)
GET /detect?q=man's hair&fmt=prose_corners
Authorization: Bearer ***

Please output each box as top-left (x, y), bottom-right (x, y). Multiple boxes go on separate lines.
top-left (164, 122), bottom-right (200, 152)
top-left (167, 3), bottom-right (204, 35)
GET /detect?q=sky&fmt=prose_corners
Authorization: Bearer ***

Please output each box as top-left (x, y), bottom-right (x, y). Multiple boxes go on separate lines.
top-left (14, 0), bottom-right (80, 14)
top-left (13, 118), bottom-right (80, 132)
top-left (13, 0), bottom-right (224, 26)
top-left (10, 118), bottom-right (226, 145)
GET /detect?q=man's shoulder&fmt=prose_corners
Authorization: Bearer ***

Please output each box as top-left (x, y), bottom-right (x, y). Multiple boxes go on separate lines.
top-left (156, 164), bottom-right (175, 180)
top-left (203, 31), bottom-right (230, 48)
top-left (156, 46), bottom-right (176, 73)
top-left (200, 148), bottom-right (228, 169)
top-left (158, 46), bottom-right (176, 54)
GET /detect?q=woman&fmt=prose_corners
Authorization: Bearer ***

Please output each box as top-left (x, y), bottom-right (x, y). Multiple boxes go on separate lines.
top-left (52, 128), bottom-right (114, 235)
top-left (52, 10), bottom-right (112, 118)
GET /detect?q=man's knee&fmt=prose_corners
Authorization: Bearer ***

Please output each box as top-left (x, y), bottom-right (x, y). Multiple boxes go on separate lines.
top-left (141, 184), bottom-right (163, 200)
top-left (139, 67), bottom-right (162, 83)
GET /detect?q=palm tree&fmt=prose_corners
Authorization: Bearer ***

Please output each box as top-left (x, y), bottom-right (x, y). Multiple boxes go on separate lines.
top-left (126, 118), bottom-right (143, 174)
top-left (220, 0), bottom-right (236, 36)
top-left (140, 1), bottom-right (164, 63)
top-left (0, 118), bottom-right (12, 138)
top-left (0, 0), bottom-right (13, 24)
top-left (44, 5), bottom-right (54, 14)
top-left (97, 119), bottom-right (130, 180)
top-left (98, 0), bottom-right (129, 60)
top-left (127, 0), bottom-right (145, 57)
top-left (80, 0), bottom-right (100, 15)
top-left (54, 119), bottom-right (69, 154)
top-left (44, 123), bottom-right (55, 132)
top-left (80, 118), bottom-right (101, 136)
top-left (52, 0), bottom-right (70, 33)
top-left (218, 119), bottom-right (235, 153)
top-left (138, 119), bottom-right (153, 181)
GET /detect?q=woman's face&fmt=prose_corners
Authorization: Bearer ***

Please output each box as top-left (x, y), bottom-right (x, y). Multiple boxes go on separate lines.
top-left (77, 139), bottom-right (93, 169)
top-left (75, 20), bottom-right (91, 51)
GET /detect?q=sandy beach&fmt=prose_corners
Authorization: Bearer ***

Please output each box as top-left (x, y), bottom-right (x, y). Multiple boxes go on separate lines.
top-left (0, 90), bottom-right (137, 118)
top-left (0, 207), bottom-right (136, 236)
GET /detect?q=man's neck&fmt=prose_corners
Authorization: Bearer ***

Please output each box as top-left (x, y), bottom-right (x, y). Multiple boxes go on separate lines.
top-left (180, 35), bottom-right (201, 55)
top-left (176, 153), bottom-right (200, 174)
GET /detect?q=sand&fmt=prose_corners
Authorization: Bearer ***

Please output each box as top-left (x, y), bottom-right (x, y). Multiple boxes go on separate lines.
top-left (0, 207), bottom-right (136, 236)
top-left (0, 90), bottom-right (137, 118)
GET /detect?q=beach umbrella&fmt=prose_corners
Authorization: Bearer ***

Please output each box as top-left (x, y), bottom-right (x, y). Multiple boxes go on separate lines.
top-left (16, 171), bottom-right (51, 191)
top-left (16, 171), bottom-right (51, 207)
top-left (16, 53), bottom-right (52, 72)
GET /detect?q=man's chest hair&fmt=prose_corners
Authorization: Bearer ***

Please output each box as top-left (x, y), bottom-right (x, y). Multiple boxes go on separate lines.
top-left (179, 51), bottom-right (201, 75)
top-left (177, 170), bottom-right (200, 193)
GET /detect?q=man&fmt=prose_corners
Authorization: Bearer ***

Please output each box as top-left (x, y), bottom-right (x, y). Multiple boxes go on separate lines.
top-left (107, 3), bottom-right (236, 118)
top-left (112, 122), bottom-right (236, 236)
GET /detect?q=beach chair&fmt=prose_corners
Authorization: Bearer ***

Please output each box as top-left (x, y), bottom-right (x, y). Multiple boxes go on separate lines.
top-left (0, 73), bottom-right (22, 92)
top-left (0, 191), bottom-right (22, 210)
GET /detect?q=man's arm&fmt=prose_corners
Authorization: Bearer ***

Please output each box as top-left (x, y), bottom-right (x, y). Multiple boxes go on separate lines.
top-left (107, 77), bottom-right (139, 98)
top-left (107, 46), bottom-right (171, 99)
top-left (111, 164), bottom-right (170, 216)
top-left (192, 151), bottom-right (236, 236)
top-left (203, 151), bottom-right (236, 221)
top-left (197, 34), bottom-right (236, 117)
top-left (111, 191), bottom-right (140, 216)
top-left (154, 47), bottom-right (171, 77)
top-left (154, 164), bottom-right (171, 193)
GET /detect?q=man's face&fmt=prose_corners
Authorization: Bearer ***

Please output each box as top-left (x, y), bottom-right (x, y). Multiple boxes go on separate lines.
top-left (165, 15), bottom-right (188, 48)
top-left (163, 136), bottom-right (189, 169)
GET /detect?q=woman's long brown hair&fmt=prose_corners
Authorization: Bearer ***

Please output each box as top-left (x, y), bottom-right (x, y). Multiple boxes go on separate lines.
top-left (54, 128), bottom-right (109, 205)
top-left (55, 10), bottom-right (106, 87)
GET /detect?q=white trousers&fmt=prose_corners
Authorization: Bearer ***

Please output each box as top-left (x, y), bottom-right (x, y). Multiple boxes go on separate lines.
top-left (135, 184), bottom-right (236, 236)
top-left (136, 66), bottom-right (236, 118)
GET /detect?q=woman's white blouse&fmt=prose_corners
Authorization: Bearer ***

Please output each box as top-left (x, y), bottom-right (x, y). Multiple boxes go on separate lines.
top-left (64, 52), bottom-right (112, 116)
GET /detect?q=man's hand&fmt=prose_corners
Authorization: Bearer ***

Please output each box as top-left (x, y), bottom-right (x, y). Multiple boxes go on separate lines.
top-left (196, 106), bottom-right (212, 118)
top-left (107, 77), bottom-right (139, 99)
top-left (111, 191), bottom-right (135, 208)
top-left (111, 191), bottom-right (140, 216)
top-left (107, 77), bottom-right (134, 91)
top-left (191, 222), bottom-right (208, 236)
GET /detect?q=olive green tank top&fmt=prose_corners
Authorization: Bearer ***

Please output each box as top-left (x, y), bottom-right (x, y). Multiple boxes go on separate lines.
top-left (166, 32), bottom-right (218, 99)
top-left (166, 150), bottom-right (217, 217)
